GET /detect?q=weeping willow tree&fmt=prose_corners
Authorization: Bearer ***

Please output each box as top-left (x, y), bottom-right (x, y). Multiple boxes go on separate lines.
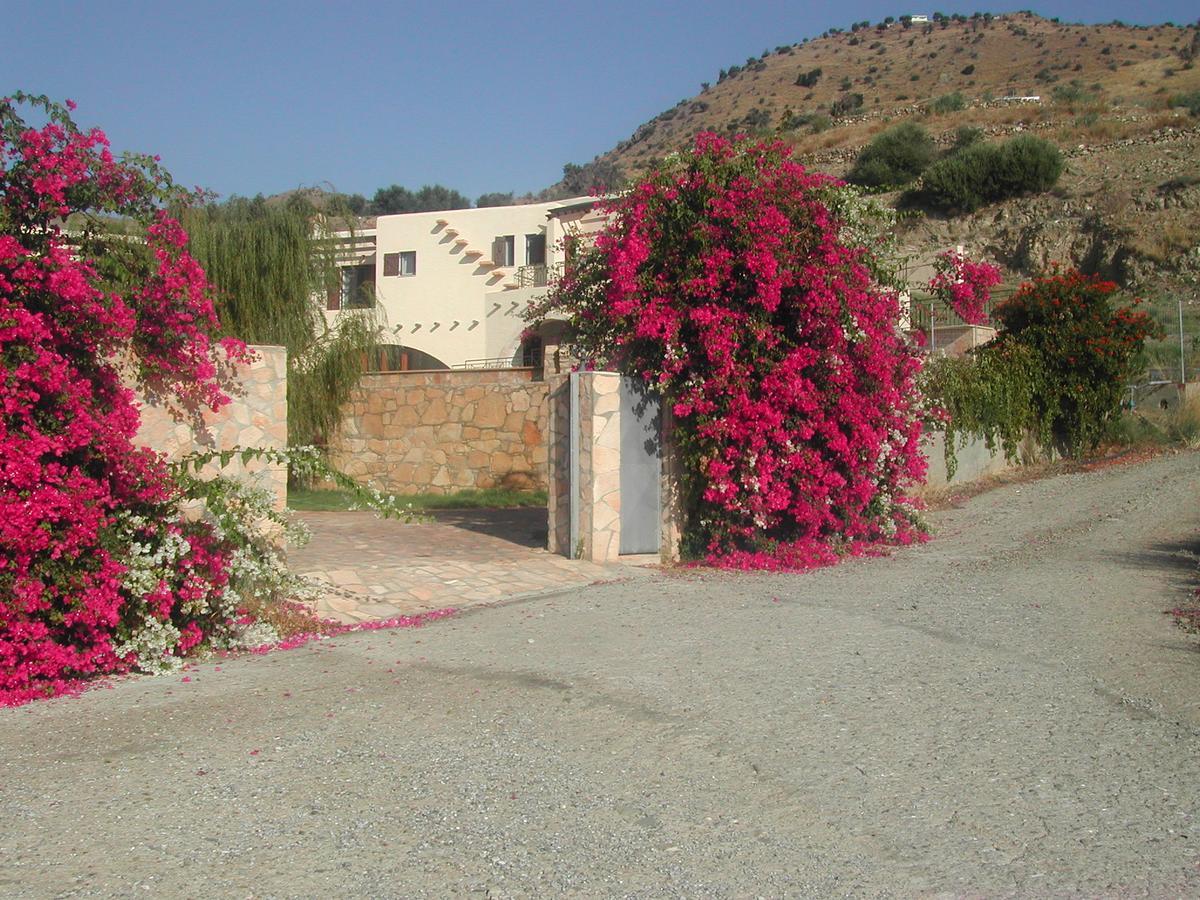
top-left (180, 195), bottom-right (378, 449)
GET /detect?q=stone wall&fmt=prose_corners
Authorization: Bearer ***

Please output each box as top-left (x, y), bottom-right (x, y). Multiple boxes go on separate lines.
top-left (134, 344), bottom-right (288, 508)
top-left (330, 368), bottom-right (549, 494)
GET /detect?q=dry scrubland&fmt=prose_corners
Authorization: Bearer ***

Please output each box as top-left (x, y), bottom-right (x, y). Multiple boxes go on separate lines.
top-left (605, 12), bottom-right (1199, 168)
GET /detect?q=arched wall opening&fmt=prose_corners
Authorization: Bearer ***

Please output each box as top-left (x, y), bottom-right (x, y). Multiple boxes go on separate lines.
top-left (365, 343), bottom-right (450, 372)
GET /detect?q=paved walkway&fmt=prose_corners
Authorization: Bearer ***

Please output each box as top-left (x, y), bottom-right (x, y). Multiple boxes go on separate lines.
top-left (288, 508), bottom-right (625, 622)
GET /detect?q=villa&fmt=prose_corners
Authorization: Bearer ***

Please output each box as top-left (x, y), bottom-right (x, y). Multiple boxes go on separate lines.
top-left (326, 197), bottom-right (605, 372)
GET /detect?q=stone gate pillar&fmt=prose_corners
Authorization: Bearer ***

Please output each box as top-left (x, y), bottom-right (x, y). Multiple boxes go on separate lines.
top-left (546, 371), bottom-right (682, 564)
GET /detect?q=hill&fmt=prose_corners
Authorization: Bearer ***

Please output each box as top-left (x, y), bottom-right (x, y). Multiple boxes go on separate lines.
top-left (594, 12), bottom-right (1197, 172)
top-left (550, 11), bottom-right (1200, 376)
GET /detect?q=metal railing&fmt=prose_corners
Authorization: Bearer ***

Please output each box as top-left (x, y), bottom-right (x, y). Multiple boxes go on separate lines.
top-left (513, 262), bottom-right (564, 288)
top-left (454, 351), bottom-right (543, 370)
top-left (907, 296), bottom-right (1001, 333)
top-left (514, 264), bottom-right (547, 288)
top-left (455, 357), bottom-right (517, 369)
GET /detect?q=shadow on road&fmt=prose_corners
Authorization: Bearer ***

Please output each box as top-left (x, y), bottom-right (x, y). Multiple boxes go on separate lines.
top-left (1110, 536), bottom-right (1200, 596)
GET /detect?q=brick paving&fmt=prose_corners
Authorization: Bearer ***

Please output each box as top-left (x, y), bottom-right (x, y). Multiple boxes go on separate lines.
top-left (288, 508), bottom-right (627, 623)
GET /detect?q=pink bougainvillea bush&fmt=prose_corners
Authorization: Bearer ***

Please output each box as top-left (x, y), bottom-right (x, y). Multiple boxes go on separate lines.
top-left (927, 249), bottom-right (1003, 326)
top-left (0, 94), bottom-right (259, 705)
top-left (533, 133), bottom-right (929, 568)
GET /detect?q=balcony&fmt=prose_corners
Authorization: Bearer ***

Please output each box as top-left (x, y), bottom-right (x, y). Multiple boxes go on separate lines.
top-left (514, 264), bottom-right (547, 288)
top-left (513, 262), bottom-right (564, 288)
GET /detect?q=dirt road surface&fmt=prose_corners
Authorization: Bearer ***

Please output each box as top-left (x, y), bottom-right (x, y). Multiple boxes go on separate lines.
top-left (3, 451), bottom-right (1199, 897)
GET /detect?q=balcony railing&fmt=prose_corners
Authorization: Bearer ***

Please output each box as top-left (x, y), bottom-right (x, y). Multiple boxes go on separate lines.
top-left (513, 262), bottom-right (566, 288)
top-left (454, 350), bottom-right (543, 370)
top-left (907, 295), bottom-right (1001, 333)
top-left (514, 264), bottom-right (548, 288)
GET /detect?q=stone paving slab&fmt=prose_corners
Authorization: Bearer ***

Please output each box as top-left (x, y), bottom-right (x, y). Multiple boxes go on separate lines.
top-left (288, 509), bottom-right (624, 623)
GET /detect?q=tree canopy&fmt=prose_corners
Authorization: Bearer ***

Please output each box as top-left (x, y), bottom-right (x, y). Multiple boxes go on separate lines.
top-left (367, 183), bottom-right (472, 215)
top-left (181, 195), bottom-right (378, 448)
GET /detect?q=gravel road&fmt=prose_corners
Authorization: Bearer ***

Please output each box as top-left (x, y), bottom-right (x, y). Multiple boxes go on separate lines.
top-left (3, 451), bottom-right (1200, 898)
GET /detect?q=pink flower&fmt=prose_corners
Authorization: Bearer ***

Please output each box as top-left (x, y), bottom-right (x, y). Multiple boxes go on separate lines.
top-left (928, 250), bottom-right (1002, 326)
top-left (0, 97), bottom-right (250, 707)
top-left (535, 131), bottom-right (930, 569)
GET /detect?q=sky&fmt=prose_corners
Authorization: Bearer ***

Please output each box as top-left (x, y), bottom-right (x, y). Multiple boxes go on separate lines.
top-left (4, 0), bottom-right (1195, 203)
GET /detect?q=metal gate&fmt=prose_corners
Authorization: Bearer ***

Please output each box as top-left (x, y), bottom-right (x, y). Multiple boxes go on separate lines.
top-left (618, 376), bottom-right (661, 555)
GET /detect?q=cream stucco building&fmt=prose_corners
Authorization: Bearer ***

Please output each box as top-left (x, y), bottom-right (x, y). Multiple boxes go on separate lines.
top-left (326, 198), bottom-right (606, 371)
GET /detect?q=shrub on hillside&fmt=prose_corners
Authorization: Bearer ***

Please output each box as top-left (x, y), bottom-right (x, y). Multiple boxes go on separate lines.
top-left (991, 134), bottom-right (1065, 193)
top-left (950, 125), bottom-right (985, 152)
top-left (1050, 80), bottom-right (1086, 102)
top-left (912, 135), bottom-right (1064, 212)
top-left (928, 91), bottom-right (967, 114)
top-left (1169, 90), bottom-right (1200, 116)
top-left (830, 92), bottom-right (865, 117)
top-left (847, 122), bottom-right (936, 189)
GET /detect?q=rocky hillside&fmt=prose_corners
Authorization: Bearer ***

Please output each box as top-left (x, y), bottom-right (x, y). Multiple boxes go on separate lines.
top-left (600, 12), bottom-right (1197, 171)
top-left (553, 11), bottom-right (1200, 372)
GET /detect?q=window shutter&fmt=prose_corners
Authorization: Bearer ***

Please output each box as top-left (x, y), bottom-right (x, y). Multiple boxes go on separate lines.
top-left (326, 279), bottom-right (341, 311)
top-left (492, 236), bottom-right (506, 266)
top-left (383, 252), bottom-right (400, 276)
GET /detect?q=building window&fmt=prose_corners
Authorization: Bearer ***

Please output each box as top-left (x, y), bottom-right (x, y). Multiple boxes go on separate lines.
top-left (493, 234), bottom-right (515, 266)
top-left (383, 251), bottom-right (416, 277)
top-left (525, 233), bottom-right (546, 266)
top-left (339, 263), bottom-right (375, 309)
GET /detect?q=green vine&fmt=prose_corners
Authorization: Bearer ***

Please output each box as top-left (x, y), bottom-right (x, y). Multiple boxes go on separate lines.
top-left (921, 271), bottom-right (1157, 474)
top-left (920, 345), bottom-right (1050, 478)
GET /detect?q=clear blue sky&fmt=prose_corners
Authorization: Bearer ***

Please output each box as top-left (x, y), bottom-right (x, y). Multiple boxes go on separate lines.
top-left (4, 0), bottom-right (1194, 202)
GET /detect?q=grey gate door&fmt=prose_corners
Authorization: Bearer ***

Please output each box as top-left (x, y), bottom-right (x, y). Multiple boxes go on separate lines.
top-left (618, 376), bottom-right (662, 555)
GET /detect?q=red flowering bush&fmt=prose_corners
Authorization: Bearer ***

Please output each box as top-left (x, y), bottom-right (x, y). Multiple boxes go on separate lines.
top-left (536, 133), bottom-right (928, 567)
top-left (0, 94), bottom-right (253, 705)
top-left (986, 269), bottom-right (1157, 456)
top-left (927, 249), bottom-right (1002, 325)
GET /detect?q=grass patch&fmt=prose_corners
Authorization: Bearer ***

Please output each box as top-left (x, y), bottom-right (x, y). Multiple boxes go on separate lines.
top-left (1107, 401), bottom-right (1200, 451)
top-left (288, 486), bottom-right (548, 512)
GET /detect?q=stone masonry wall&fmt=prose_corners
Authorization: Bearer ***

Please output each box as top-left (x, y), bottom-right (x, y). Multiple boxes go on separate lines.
top-left (330, 368), bottom-right (549, 494)
top-left (134, 344), bottom-right (288, 509)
